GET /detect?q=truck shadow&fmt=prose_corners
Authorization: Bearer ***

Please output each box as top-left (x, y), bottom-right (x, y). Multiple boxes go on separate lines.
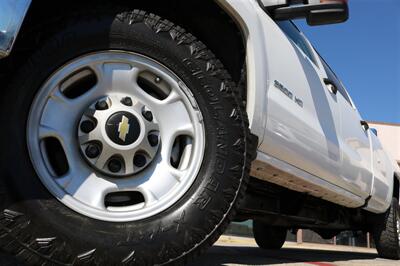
top-left (189, 245), bottom-right (380, 266)
top-left (0, 246), bottom-right (381, 266)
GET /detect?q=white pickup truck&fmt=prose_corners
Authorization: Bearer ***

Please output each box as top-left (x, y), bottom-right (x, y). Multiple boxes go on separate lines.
top-left (1, 0), bottom-right (399, 265)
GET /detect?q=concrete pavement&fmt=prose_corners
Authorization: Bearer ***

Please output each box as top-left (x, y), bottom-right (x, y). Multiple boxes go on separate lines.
top-left (189, 235), bottom-right (400, 266)
top-left (1, 235), bottom-right (399, 265)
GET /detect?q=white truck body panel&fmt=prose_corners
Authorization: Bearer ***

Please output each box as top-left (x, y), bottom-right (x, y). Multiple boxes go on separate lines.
top-left (0, 0), bottom-right (31, 58)
top-left (217, 0), bottom-right (399, 213)
top-left (367, 133), bottom-right (395, 212)
top-left (261, 20), bottom-right (346, 193)
top-left (252, 151), bottom-right (366, 208)
top-left (336, 93), bottom-right (373, 199)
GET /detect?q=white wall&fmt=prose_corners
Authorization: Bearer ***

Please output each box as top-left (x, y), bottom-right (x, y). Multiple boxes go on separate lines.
top-left (369, 122), bottom-right (400, 165)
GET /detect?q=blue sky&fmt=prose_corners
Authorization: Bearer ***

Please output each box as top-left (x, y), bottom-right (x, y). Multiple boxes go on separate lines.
top-left (295, 0), bottom-right (400, 124)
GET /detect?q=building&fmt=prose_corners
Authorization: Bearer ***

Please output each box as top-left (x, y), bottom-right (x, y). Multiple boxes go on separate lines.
top-left (369, 121), bottom-right (400, 167)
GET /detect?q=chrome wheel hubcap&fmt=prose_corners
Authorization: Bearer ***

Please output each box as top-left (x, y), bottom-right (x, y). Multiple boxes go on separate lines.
top-left (78, 94), bottom-right (160, 176)
top-left (27, 51), bottom-right (205, 222)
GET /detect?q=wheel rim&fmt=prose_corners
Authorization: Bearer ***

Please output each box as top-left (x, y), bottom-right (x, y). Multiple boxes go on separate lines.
top-left (27, 51), bottom-right (205, 222)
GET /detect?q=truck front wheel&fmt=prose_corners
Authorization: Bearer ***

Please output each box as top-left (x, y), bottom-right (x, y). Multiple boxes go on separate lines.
top-left (0, 9), bottom-right (251, 265)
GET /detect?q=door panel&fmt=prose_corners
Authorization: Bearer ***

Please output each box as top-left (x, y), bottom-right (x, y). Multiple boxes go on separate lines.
top-left (261, 21), bottom-right (344, 188)
top-left (369, 132), bottom-right (392, 209)
top-left (319, 56), bottom-right (374, 199)
top-left (337, 96), bottom-right (373, 198)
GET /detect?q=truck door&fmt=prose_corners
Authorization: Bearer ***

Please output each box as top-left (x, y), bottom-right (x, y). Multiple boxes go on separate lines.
top-left (320, 59), bottom-right (374, 199)
top-left (261, 21), bottom-right (345, 188)
top-left (368, 131), bottom-right (393, 212)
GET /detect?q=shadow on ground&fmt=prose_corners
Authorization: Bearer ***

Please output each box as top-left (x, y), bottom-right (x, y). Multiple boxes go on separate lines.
top-left (189, 246), bottom-right (380, 265)
top-left (0, 246), bottom-right (383, 266)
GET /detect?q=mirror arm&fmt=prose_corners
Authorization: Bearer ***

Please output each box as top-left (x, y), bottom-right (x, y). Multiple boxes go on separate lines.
top-left (262, 1), bottom-right (349, 26)
top-left (273, 3), bottom-right (347, 20)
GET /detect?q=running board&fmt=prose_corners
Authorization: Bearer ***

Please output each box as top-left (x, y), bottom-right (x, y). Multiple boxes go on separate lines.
top-left (250, 152), bottom-right (365, 209)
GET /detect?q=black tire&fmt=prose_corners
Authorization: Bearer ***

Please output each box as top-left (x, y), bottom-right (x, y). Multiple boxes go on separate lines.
top-left (0, 10), bottom-right (252, 265)
top-left (373, 198), bottom-right (400, 260)
top-left (253, 220), bottom-right (287, 250)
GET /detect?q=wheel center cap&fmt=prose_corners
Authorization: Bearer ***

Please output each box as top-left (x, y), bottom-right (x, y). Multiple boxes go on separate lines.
top-left (106, 112), bottom-right (140, 145)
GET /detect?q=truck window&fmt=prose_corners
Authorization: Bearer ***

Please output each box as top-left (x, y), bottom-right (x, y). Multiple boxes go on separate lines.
top-left (277, 21), bottom-right (318, 66)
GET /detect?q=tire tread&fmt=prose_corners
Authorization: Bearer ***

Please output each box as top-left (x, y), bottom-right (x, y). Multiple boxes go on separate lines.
top-left (374, 198), bottom-right (400, 260)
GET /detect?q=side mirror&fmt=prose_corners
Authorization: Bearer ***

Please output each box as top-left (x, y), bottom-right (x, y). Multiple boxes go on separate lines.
top-left (370, 128), bottom-right (378, 136)
top-left (263, 0), bottom-right (349, 26)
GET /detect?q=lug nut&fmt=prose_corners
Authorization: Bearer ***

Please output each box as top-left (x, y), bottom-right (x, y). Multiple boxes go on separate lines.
top-left (95, 100), bottom-right (109, 110)
top-left (80, 120), bottom-right (96, 133)
top-left (85, 144), bottom-right (101, 159)
top-left (121, 97), bottom-right (133, 106)
top-left (108, 159), bottom-right (122, 173)
top-left (134, 154), bottom-right (147, 168)
top-left (142, 110), bottom-right (153, 122)
top-left (148, 134), bottom-right (159, 147)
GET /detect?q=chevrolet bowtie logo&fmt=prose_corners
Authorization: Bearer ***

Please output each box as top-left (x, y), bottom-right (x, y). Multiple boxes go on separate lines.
top-left (118, 116), bottom-right (130, 142)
